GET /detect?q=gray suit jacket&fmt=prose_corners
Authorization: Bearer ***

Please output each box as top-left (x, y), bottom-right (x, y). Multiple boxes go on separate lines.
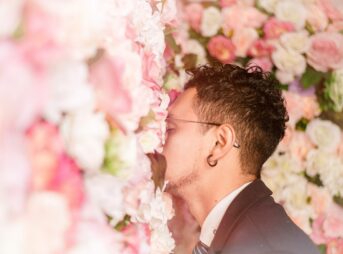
top-left (208, 179), bottom-right (320, 254)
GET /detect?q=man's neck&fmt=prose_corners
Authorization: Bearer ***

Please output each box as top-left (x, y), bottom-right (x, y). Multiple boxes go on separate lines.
top-left (181, 176), bottom-right (256, 226)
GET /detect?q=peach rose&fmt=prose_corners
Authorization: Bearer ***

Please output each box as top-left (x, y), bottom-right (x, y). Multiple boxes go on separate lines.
top-left (263, 17), bottom-right (294, 39)
top-left (318, 0), bottom-right (343, 22)
top-left (306, 32), bottom-right (343, 72)
top-left (232, 28), bottom-right (258, 57)
top-left (306, 4), bottom-right (329, 32)
top-left (207, 35), bottom-right (236, 64)
top-left (222, 5), bottom-right (267, 35)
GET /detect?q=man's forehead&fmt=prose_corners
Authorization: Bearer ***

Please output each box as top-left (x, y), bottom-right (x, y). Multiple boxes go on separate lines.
top-left (167, 88), bottom-right (197, 118)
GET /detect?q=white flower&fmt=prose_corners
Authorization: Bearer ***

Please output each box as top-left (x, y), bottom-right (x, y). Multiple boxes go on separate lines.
top-left (25, 192), bottom-right (71, 254)
top-left (200, 7), bottom-right (222, 37)
top-left (0, 0), bottom-right (24, 38)
top-left (275, 0), bottom-right (307, 30)
top-left (61, 111), bottom-right (109, 172)
top-left (183, 39), bottom-right (207, 65)
top-left (136, 184), bottom-right (174, 229)
top-left (280, 31), bottom-right (310, 54)
top-left (85, 173), bottom-right (125, 226)
top-left (275, 70), bottom-right (295, 84)
top-left (130, 1), bottom-right (165, 58)
top-left (44, 58), bottom-right (95, 124)
top-left (306, 118), bottom-right (341, 152)
top-left (326, 69), bottom-right (343, 112)
top-left (319, 157), bottom-right (343, 196)
top-left (138, 129), bottom-right (161, 154)
top-left (151, 225), bottom-right (175, 254)
top-left (306, 149), bottom-right (331, 177)
top-left (258, 0), bottom-right (278, 13)
top-left (272, 45), bottom-right (306, 82)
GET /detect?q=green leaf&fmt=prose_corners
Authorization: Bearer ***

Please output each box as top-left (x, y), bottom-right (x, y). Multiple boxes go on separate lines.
top-left (333, 195), bottom-right (343, 208)
top-left (165, 31), bottom-right (181, 54)
top-left (300, 66), bottom-right (325, 89)
top-left (317, 244), bottom-right (327, 254)
top-left (295, 117), bottom-right (310, 131)
top-left (304, 172), bottom-right (323, 187)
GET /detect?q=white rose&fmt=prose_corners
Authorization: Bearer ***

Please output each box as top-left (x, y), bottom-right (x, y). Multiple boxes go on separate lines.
top-left (44, 58), bottom-right (95, 124)
top-left (305, 149), bottom-right (332, 177)
top-left (305, 118), bottom-right (341, 152)
top-left (0, 0), bottom-right (24, 38)
top-left (320, 157), bottom-right (343, 196)
top-left (272, 46), bottom-right (306, 81)
top-left (85, 173), bottom-right (125, 226)
top-left (151, 226), bottom-right (175, 254)
top-left (275, 0), bottom-right (307, 30)
top-left (200, 7), bottom-right (222, 37)
top-left (258, 0), bottom-right (278, 13)
top-left (183, 39), bottom-right (207, 65)
top-left (280, 31), bottom-right (310, 54)
top-left (275, 70), bottom-right (295, 84)
top-left (61, 111), bottom-right (109, 172)
top-left (326, 69), bottom-right (343, 112)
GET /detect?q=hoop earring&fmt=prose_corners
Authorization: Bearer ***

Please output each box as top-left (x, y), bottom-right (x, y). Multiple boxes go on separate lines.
top-left (207, 155), bottom-right (218, 167)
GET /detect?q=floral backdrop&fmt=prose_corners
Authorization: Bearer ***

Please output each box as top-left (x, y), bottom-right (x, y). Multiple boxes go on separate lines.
top-left (164, 0), bottom-right (343, 253)
top-left (0, 0), bottom-right (177, 253)
top-left (1, 0), bottom-right (343, 254)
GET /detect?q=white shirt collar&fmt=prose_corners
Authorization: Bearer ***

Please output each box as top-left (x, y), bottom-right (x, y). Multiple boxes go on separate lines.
top-left (199, 181), bottom-right (253, 247)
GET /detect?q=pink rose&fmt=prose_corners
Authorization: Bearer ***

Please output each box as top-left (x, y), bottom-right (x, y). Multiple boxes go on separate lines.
top-left (248, 57), bottom-right (273, 72)
top-left (207, 35), bottom-right (236, 64)
top-left (248, 39), bottom-right (275, 57)
top-left (306, 32), bottom-right (343, 72)
top-left (263, 18), bottom-right (294, 39)
top-left (318, 0), bottom-right (343, 22)
top-left (327, 21), bottom-right (343, 32)
top-left (232, 28), bottom-right (258, 57)
top-left (222, 5), bottom-right (267, 34)
top-left (184, 3), bottom-right (204, 32)
top-left (311, 215), bottom-right (331, 244)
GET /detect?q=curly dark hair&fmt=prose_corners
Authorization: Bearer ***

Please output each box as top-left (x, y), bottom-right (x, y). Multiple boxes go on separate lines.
top-left (184, 63), bottom-right (289, 177)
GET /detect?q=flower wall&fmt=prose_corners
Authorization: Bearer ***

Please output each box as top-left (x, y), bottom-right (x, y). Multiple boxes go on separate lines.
top-left (165, 1), bottom-right (343, 253)
top-left (0, 0), bottom-right (177, 253)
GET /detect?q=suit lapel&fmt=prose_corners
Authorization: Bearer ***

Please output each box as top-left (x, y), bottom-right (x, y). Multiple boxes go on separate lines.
top-left (208, 179), bottom-right (272, 253)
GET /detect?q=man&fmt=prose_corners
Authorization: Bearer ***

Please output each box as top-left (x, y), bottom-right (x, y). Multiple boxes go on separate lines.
top-left (162, 64), bottom-right (320, 254)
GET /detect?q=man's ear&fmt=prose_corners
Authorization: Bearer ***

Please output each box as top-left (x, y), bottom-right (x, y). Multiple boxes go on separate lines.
top-left (209, 124), bottom-right (236, 160)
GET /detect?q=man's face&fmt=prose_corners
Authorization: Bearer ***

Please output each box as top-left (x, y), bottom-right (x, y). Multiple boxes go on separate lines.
top-left (162, 88), bottom-right (209, 193)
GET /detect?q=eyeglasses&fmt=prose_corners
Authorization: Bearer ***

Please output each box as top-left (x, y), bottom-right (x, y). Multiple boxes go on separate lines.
top-left (166, 117), bottom-right (240, 149)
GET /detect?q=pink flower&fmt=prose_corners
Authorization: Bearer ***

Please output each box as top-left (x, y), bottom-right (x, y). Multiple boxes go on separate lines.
top-left (222, 5), bottom-right (267, 34)
top-left (26, 121), bottom-right (63, 191)
top-left (306, 4), bottom-right (329, 32)
top-left (89, 55), bottom-right (133, 117)
top-left (184, 3), bottom-right (204, 32)
top-left (248, 39), bottom-right (275, 57)
top-left (232, 28), bottom-right (258, 57)
top-left (318, 0), bottom-right (343, 22)
top-left (282, 91), bottom-right (320, 127)
top-left (207, 35), bottom-right (236, 64)
top-left (248, 57), bottom-right (273, 72)
top-left (323, 202), bottom-right (343, 238)
top-left (122, 223), bottom-right (151, 254)
top-left (263, 18), bottom-right (294, 39)
top-left (327, 21), bottom-right (343, 32)
top-left (306, 32), bottom-right (343, 72)
top-left (219, 0), bottom-right (236, 8)
top-left (327, 239), bottom-right (343, 254)
top-left (311, 215), bottom-right (331, 244)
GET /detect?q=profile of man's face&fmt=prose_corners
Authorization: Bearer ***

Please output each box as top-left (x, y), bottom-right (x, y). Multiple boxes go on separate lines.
top-left (162, 88), bottom-right (208, 193)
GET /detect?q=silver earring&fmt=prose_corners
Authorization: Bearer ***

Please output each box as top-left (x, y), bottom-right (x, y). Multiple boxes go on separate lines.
top-left (207, 155), bottom-right (217, 167)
